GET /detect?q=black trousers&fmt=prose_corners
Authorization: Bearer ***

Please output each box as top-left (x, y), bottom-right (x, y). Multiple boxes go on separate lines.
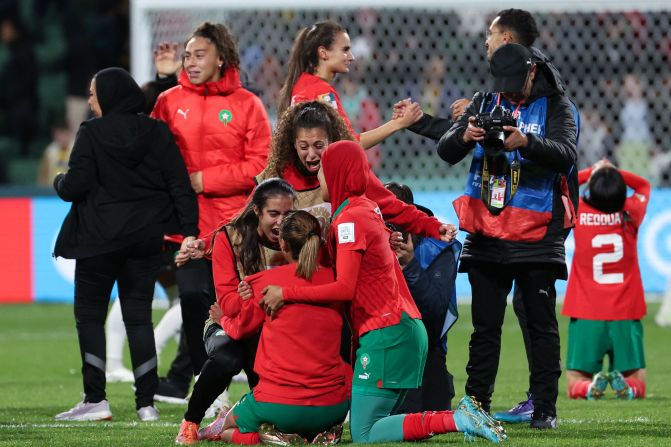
top-left (74, 237), bottom-right (163, 409)
top-left (164, 328), bottom-right (193, 392)
top-left (394, 348), bottom-right (455, 413)
top-left (184, 323), bottom-right (260, 424)
top-left (175, 258), bottom-right (216, 375)
top-left (512, 284), bottom-right (533, 394)
top-left (465, 262), bottom-right (561, 416)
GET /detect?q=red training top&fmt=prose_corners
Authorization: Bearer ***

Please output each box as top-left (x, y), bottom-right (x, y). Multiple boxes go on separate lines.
top-left (291, 72), bottom-right (358, 140)
top-left (212, 226), bottom-right (285, 319)
top-left (222, 264), bottom-right (350, 406)
top-left (152, 69), bottom-right (271, 237)
top-left (561, 168), bottom-right (650, 320)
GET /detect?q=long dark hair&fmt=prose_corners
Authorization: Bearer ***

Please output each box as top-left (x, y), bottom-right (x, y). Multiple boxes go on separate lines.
top-left (280, 210), bottom-right (322, 279)
top-left (277, 21), bottom-right (346, 115)
top-left (226, 178), bottom-right (296, 275)
top-left (187, 22), bottom-right (240, 75)
top-left (263, 101), bottom-right (354, 178)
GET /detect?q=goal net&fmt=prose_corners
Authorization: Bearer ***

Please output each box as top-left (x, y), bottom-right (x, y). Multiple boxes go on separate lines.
top-left (131, 1), bottom-right (671, 191)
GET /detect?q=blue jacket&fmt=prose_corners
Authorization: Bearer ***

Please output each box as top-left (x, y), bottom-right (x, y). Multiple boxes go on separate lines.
top-left (403, 237), bottom-right (461, 351)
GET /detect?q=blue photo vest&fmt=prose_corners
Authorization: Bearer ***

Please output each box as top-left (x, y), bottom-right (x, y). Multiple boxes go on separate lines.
top-left (453, 94), bottom-right (559, 242)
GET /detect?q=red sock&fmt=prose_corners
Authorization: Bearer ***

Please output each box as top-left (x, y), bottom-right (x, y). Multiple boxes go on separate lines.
top-left (625, 378), bottom-right (646, 398)
top-left (568, 380), bottom-right (591, 399)
top-left (231, 429), bottom-right (260, 445)
top-left (402, 411), bottom-right (457, 440)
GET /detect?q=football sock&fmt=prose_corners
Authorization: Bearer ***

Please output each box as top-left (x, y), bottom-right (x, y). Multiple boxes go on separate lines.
top-left (568, 380), bottom-right (591, 399)
top-left (402, 411), bottom-right (457, 440)
top-left (625, 378), bottom-right (646, 398)
top-left (231, 429), bottom-right (260, 445)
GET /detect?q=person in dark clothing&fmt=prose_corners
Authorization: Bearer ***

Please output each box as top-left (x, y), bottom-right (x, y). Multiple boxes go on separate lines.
top-left (0, 16), bottom-right (38, 158)
top-left (385, 182), bottom-right (461, 413)
top-left (396, 9), bottom-right (576, 424)
top-left (438, 43), bottom-right (578, 430)
top-left (53, 67), bottom-right (199, 422)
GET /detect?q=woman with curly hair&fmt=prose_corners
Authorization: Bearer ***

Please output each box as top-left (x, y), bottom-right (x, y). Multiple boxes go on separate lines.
top-left (258, 101), bottom-right (452, 240)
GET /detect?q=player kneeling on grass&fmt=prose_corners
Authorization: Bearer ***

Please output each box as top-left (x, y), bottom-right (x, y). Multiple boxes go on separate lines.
top-left (562, 159), bottom-right (649, 400)
top-left (179, 210), bottom-right (350, 445)
top-left (261, 141), bottom-right (506, 444)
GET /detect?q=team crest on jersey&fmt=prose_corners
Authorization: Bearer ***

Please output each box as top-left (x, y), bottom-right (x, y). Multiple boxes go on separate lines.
top-left (360, 353), bottom-right (370, 370)
top-left (338, 223), bottom-right (355, 243)
top-left (218, 109), bottom-right (233, 125)
top-left (317, 92), bottom-right (338, 110)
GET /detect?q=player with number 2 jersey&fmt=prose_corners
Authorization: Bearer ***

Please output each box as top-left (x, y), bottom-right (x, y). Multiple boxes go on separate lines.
top-left (562, 161), bottom-right (650, 400)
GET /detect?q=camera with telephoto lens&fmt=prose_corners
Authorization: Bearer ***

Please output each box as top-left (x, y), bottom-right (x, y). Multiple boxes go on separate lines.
top-left (475, 105), bottom-right (517, 155)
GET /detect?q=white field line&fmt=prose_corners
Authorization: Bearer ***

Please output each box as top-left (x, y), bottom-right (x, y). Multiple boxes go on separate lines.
top-left (561, 417), bottom-right (651, 424)
top-left (0, 422), bottom-right (178, 429)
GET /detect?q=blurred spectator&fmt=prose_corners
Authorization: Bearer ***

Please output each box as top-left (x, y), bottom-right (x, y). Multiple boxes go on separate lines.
top-left (616, 74), bottom-right (652, 178)
top-left (0, 15), bottom-right (38, 157)
top-left (578, 108), bottom-right (608, 170)
top-left (339, 75), bottom-right (383, 170)
top-left (36, 118), bottom-right (73, 187)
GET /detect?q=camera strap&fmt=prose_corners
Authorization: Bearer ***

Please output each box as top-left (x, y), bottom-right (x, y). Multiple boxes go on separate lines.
top-left (481, 152), bottom-right (521, 215)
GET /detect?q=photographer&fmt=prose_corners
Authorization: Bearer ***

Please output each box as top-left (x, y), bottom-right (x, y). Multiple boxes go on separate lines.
top-left (398, 9), bottom-right (579, 423)
top-left (438, 43), bottom-right (577, 430)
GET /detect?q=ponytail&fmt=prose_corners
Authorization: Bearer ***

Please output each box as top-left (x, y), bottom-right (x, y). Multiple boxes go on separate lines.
top-left (280, 210), bottom-right (322, 280)
top-left (278, 21), bottom-right (345, 116)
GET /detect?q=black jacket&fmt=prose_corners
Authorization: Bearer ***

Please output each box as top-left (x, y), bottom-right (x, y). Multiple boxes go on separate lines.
top-left (436, 56), bottom-right (578, 273)
top-left (54, 67), bottom-right (198, 259)
top-left (407, 47), bottom-right (565, 142)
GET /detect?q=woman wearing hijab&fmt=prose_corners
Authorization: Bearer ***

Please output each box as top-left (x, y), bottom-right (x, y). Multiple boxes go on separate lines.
top-left (53, 67), bottom-right (199, 422)
top-left (260, 141), bottom-right (506, 444)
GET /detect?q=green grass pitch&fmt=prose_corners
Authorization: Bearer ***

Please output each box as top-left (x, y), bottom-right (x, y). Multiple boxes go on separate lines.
top-left (1, 302), bottom-right (669, 446)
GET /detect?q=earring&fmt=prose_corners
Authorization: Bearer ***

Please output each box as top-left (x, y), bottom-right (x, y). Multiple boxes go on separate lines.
top-left (218, 63), bottom-right (222, 68)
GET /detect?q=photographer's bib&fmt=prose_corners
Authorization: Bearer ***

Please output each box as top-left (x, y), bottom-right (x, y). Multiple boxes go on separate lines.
top-left (453, 95), bottom-right (556, 242)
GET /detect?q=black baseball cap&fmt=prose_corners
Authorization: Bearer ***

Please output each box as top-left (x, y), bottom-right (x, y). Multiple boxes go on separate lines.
top-left (490, 43), bottom-right (534, 93)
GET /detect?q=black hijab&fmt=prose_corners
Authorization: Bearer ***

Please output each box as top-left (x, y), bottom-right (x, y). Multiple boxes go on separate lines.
top-left (94, 67), bottom-right (146, 116)
top-left (85, 67), bottom-right (155, 167)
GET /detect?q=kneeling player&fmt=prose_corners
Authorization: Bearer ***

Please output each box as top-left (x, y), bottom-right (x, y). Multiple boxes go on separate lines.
top-left (562, 160), bottom-right (648, 400)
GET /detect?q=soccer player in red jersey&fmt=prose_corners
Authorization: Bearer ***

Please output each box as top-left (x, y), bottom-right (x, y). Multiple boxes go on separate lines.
top-left (175, 179), bottom-right (295, 445)
top-left (261, 141), bottom-right (506, 444)
top-left (196, 210), bottom-right (349, 444)
top-left (562, 160), bottom-right (649, 400)
top-left (277, 21), bottom-right (421, 149)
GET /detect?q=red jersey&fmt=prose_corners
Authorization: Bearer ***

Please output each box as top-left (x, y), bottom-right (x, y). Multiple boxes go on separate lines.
top-left (291, 73), bottom-right (358, 139)
top-left (284, 197), bottom-right (421, 336)
top-left (222, 264), bottom-right (350, 406)
top-left (256, 162), bottom-right (443, 240)
top-left (562, 168), bottom-right (650, 320)
top-left (212, 225), bottom-right (285, 318)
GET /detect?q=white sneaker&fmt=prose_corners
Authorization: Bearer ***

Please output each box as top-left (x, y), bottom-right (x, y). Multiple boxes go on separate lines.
top-left (203, 389), bottom-right (230, 420)
top-left (232, 371), bottom-right (248, 382)
top-left (106, 367), bottom-right (135, 383)
top-left (55, 400), bottom-right (113, 421)
top-left (137, 405), bottom-right (160, 421)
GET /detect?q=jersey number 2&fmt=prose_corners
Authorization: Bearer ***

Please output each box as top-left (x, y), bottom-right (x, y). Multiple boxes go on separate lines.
top-left (592, 234), bottom-right (624, 284)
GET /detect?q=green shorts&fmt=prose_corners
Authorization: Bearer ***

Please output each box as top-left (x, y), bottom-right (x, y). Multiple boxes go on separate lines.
top-left (566, 318), bottom-right (646, 373)
top-left (352, 313), bottom-right (428, 397)
top-left (232, 391), bottom-right (349, 439)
